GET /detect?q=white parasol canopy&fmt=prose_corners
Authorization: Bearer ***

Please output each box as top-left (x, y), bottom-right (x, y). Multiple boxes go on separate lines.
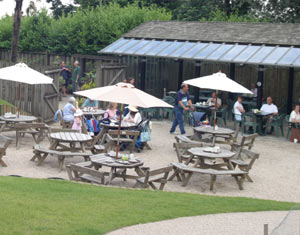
top-left (0, 63), bottom-right (53, 85)
top-left (74, 82), bottom-right (173, 108)
top-left (183, 72), bottom-right (252, 94)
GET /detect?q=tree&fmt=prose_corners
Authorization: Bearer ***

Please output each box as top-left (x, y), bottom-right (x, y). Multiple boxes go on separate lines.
top-left (11, 0), bottom-right (23, 63)
top-left (46, 0), bottom-right (76, 19)
top-left (264, 0), bottom-right (300, 23)
top-left (173, 0), bottom-right (263, 21)
top-left (26, 1), bottom-right (38, 16)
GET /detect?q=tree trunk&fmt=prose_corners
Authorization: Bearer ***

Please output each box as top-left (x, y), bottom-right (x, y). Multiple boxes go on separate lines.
top-left (11, 0), bottom-right (23, 63)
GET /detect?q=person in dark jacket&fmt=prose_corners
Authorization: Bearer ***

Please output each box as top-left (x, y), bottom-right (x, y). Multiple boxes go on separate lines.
top-left (60, 61), bottom-right (71, 97)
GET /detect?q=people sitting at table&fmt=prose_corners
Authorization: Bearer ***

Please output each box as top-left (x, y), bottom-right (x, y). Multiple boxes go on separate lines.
top-left (122, 105), bottom-right (142, 127)
top-left (72, 109), bottom-right (83, 132)
top-left (207, 92), bottom-right (222, 108)
top-left (260, 97), bottom-right (278, 115)
top-left (81, 98), bottom-right (98, 109)
top-left (251, 83), bottom-right (258, 97)
top-left (63, 97), bottom-right (77, 122)
top-left (233, 96), bottom-right (245, 121)
top-left (289, 105), bottom-right (300, 125)
top-left (103, 102), bottom-right (119, 121)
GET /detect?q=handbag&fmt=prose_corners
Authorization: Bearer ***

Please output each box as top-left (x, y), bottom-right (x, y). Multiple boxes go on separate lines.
top-left (140, 126), bottom-right (151, 142)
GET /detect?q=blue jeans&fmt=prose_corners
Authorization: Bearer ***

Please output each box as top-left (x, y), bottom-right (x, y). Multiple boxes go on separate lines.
top-left (170, 107), bottom-right (185, 134)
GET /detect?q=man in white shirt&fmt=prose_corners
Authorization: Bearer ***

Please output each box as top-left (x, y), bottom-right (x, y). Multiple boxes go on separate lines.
top-left (260, 97), bottom-right (278, 115)
top-left (207, 92), bottom-right (222, 108)
top-left (234, 96), bottom-right (245, 121)
top-left (261, 96), bottom-right (278, 134)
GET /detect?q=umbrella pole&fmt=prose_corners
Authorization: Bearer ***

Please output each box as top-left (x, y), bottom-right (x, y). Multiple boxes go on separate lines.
top-left (115, 104), bottom-right (124, 160)
top-left (17, 83), bottom-right (21, 118)
top-left (214, 90), bottom-right (218, 127)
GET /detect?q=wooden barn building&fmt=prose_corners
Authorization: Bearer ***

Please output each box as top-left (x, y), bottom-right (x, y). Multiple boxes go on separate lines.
top-left (99, 21), bottom-right (300, 112)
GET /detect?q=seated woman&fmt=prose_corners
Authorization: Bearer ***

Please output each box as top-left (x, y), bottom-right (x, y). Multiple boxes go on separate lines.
top-left (81, 98), bottom-right (98, 109)
top-left (72, 109), bottom-right (83, 132)
top-left (63, 97), bottom-right (77, 122)
top-left (103, 102), bottom-right (119, 122)
top-left (122, 105), bottom-right (142, 127)
top-left (289, 105), bottom-right (300, 126)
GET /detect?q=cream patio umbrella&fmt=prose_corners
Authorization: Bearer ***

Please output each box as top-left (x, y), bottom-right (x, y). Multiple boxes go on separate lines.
top-left (74, 82), bottom-right (173, 158)
top-left (0, 63), bottom-right (53, 117)
top-left (183, 72), bottom-right (253, 126)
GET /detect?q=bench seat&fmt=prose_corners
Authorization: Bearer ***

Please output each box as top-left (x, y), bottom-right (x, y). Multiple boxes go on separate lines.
top-left (32, 145), bottom-right (93, 171)
top-left (171, 162), bottom-right (247, 192)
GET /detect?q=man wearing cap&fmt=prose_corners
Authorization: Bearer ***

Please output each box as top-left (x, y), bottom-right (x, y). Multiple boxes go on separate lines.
top-left (170, 84), bottom-right (194, 135)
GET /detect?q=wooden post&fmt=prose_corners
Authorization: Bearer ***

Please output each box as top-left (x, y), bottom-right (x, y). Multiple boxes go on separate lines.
top-left (257, 65), bottom-right (264, 108)
top-left (287, 67), bottom-right (294, 113)
top-left (177, 59), bottom-right (184, 90)
top-left (140, 57), bottom-right (146, 91)
top-left (194, 61), bottom-right (201, 103)
top-left (229, 63), bottom-right (235, 100)
top-left (264, 224), bottom-right (268, 235)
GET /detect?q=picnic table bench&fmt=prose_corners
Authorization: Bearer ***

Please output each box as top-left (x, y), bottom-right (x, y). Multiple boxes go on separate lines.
top-left (0, 135), bottom-right (12, 167)
top-left (66, 161), bottom-right (108, 184)
top-left (171, 162), bottom-right (247, 193)
top-left (32, 145), bottom-right (93, 171)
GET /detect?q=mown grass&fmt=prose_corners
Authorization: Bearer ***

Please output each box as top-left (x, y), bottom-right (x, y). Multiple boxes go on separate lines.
top-left (0, 176), bottom-right (296, 235)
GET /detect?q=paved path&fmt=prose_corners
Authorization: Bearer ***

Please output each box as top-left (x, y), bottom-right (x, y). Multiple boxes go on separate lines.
top-left (108, 211), bottom-right (290, 235)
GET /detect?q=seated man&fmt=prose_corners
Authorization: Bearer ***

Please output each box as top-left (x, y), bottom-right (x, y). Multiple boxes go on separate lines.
top-left (81, 98), bottom-right (98, 109)
top-left (234, 96), bottom-right (245, 121)
top-left (207, 92), bottom-right (222, 108)
top-left (261, 96), bottom-right (278, 134)
top-left (260, 97), bottom-right (278, 115)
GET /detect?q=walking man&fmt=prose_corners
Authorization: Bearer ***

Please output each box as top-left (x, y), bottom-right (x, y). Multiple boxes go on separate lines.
top-left (72, 60), bottom-right (81, 93)
top-left (60, 61), bottom-right (71, 97)
top-left (170, 84), bottom-right (194, 135)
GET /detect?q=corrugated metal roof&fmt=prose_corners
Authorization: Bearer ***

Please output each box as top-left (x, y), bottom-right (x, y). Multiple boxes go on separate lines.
top-left (100, 38), bottom-right (300, 67)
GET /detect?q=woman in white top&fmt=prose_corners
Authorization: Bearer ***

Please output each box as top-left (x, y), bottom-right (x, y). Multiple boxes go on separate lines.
top-left (289, 105), bottom-right (300, 123)
top-left (233, 96), bottom-right (245, 121)
top-left (123, 105), bottom-right (142, 127)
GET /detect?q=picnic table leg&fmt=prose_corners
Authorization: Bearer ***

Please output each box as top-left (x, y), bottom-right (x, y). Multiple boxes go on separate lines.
top-left (135, 166), bottom-right (146, 177)
top-left (181, 172), bottom-right (193, 186)
top-left (57, 155), bottom-right (65, 171)
top-left (106, 167), bottom-right (115, 185)
top-left (210, 175), bottom-right (217, 193)
top-left (0, 122), bottom-right (7, 133)
top-left (0, 154), bottom-right (7, 167)
top-left (50, 141), bottom-right (59, 150)
top-left (80, 142), bottom-right (86, 152)
top-left (37, 153), bottom-right (49, 166)
top-left (211, 134), bottom-right (216, 147)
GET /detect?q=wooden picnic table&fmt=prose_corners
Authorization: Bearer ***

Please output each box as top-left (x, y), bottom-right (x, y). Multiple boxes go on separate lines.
top-left (193, 126), bottom-right (235, 146)
top-left (188, 147), bottom-right (235, 169)
top-left (49, 132), bottom-right (93, 152)
top-left (0, 115), bottom-right (37, 133)
top-left (97, 122), bottom-right (137, 144)
top-left (81, 109), bottom-right (105, 119)
top-left (90, 154), bottom-right (145, 185)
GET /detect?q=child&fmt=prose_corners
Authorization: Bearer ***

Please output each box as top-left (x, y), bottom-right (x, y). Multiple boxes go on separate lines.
top-left (72, 109), bottom-right (83, 132)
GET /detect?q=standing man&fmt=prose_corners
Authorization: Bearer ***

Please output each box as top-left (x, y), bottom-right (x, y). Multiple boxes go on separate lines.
top-left (170, 84), bottom-right (194, 135)
top-left (233, 96), bottom-right (245, 121)
top-left (72, 60), bottom-right (81, 93)
top-left (60, 61), bottom-right (71, 97)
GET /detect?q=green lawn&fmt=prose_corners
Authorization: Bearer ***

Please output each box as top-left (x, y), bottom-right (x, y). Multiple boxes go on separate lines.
top-left (0, 176), bottom-right (296, 235)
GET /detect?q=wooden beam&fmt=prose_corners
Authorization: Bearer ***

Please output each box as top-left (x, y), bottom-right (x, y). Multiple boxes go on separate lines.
top-left (194, 61), bottom-right (201, 103)
top-left (140, 57), bottom-right (146, 91)
top-left (177, 59), bottom-right (184, 90)
top-left (287, 67), bottom-right (294, 113)
top-left (257, 65), bottom-right (264, 108)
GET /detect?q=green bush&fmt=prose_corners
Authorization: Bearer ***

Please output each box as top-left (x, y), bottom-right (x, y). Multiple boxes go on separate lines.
top-left (0, 3), bottom-right (171, 55)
